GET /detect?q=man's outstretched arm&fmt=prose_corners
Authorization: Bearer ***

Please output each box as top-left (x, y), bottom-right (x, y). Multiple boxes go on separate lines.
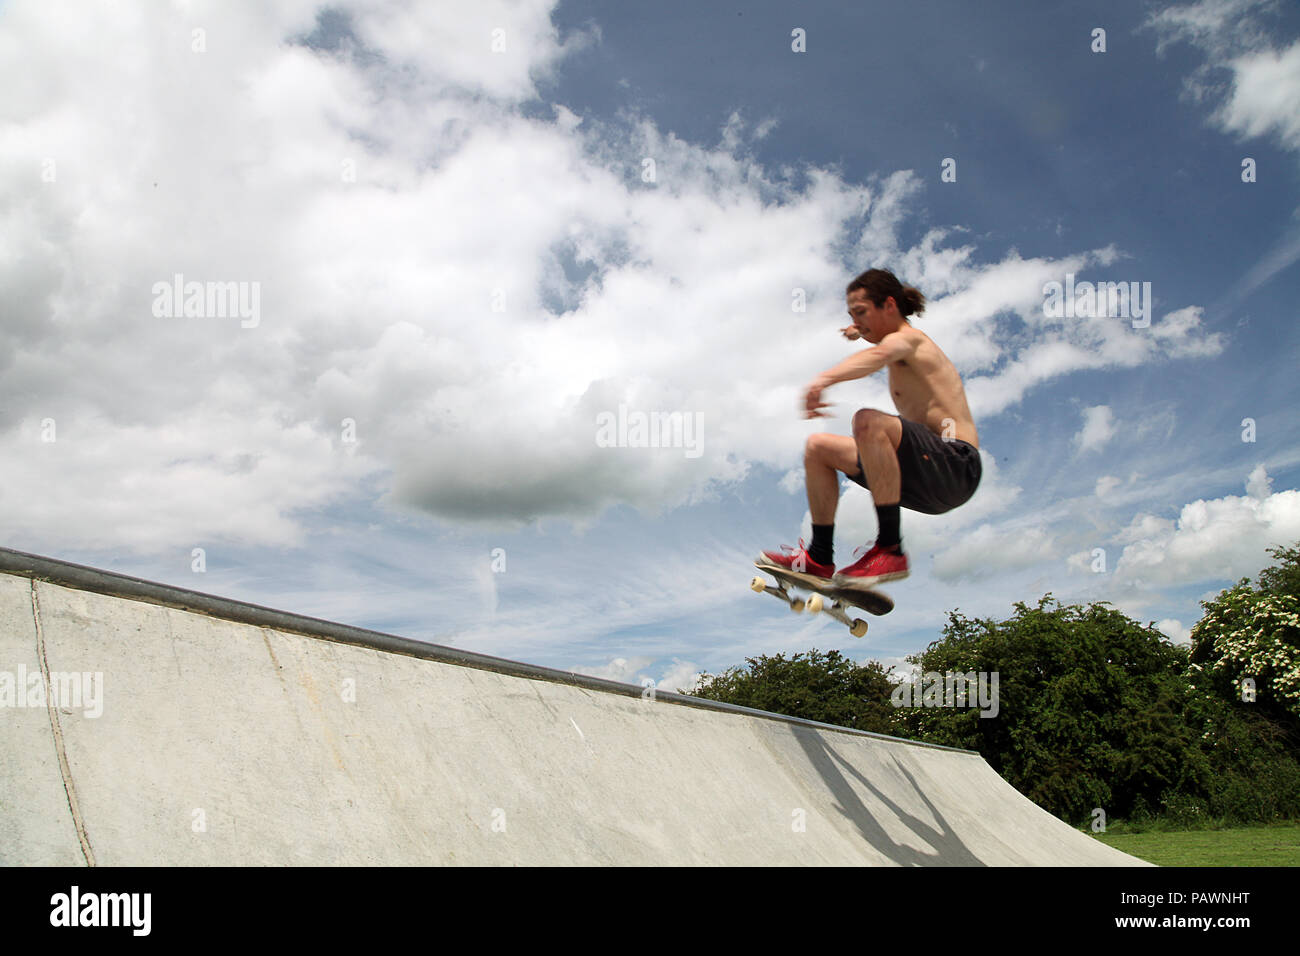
top-left (803, 331), bottom-right (916, 417)
top-left (818, 331), bottom-right (916, 386)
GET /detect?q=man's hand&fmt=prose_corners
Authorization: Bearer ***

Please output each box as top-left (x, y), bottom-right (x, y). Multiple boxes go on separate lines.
top-left (803, 377), bottom-right (833, 419)
top-left (839, 324), bottom-right (862, 341)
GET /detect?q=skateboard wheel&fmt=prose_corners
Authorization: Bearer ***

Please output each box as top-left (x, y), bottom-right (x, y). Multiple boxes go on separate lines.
top-left (790, 597), bottom-right (805, 613)
top-left (806, 594), bottom-right (824, 613)
top-left (849, 619), bottom-right (868, 638)
top-left (749, 576), bottom-right (766, 593)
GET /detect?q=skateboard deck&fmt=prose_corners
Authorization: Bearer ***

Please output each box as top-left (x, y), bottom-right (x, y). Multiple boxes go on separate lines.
top-left (750, 561), bottom-right (894, 637)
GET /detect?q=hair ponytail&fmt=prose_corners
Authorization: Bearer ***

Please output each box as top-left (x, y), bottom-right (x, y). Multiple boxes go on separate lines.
top-left (899, 285), bottom-right (926, 317)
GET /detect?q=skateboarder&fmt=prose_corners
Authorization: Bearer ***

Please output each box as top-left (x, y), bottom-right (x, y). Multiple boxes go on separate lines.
top-left (759, 268), bottom-right (981, 588)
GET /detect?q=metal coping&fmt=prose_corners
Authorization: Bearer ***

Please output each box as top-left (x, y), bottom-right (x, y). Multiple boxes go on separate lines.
top-left (0, 546), bottom-right (978, 755)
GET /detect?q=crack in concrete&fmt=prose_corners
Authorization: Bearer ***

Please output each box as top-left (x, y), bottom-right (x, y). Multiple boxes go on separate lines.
top-left (31, 580), bottom-right (96, 867)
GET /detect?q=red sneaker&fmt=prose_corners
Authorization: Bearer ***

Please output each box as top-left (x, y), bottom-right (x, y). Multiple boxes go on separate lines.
top-left (756, 540), bottom-right (835, 582)
top-left (834, 543), bottom-right (909, 587)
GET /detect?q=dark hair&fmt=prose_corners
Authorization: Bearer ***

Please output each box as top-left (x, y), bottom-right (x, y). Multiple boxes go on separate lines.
top-left (845, 268), bottom-right (926, 318)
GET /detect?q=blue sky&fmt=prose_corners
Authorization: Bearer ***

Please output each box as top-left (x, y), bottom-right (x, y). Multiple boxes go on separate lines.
top-left (2, 0), bottom-right (1298, 692)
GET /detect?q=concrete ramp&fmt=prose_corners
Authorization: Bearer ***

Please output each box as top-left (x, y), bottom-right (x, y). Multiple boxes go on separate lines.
top-left (0, 548), bottom-right (1145, 866)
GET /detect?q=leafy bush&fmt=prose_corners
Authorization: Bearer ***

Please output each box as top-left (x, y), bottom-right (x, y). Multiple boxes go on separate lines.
top-left (691, 648), bottom-right (897, 735)
top-left (1190, 585), bottom-right (1300, 722)
top-left (896, 596), bottom-right (1204, 825)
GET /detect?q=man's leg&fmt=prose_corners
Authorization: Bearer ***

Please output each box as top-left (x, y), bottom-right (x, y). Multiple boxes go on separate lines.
top-left (804, 433), bottom-right (860, 523)
top-left (758, 433), bottom-right (859, 575)
top-left (803, 432), bottom-right (861, 566)
top-left (852, 409), bottom-right (905, 551)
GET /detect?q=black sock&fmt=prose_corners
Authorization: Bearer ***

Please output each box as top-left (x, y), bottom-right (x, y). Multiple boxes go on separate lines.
top-left (809, 523), bottom-right (834, 566)
top-left (875, 504), bottom-right (901, 551)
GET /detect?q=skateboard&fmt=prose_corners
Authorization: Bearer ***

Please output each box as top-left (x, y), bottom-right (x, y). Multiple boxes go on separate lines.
top-left (750, 562), bottom-right (894, 637)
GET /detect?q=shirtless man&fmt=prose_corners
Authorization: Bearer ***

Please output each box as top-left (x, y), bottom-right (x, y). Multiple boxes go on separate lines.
top-left (758, 268), bottom-right (981, 587)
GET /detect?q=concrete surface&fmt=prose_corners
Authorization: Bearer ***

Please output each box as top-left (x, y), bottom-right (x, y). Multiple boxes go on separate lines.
top-left (0, 547), bottom-right (1147, 866)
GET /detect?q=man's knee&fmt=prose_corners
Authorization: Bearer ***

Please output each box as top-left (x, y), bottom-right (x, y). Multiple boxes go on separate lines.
top-left (804, 432), bottom-right (835, 462)
top-left (852, 408), bottom-right (892, 438)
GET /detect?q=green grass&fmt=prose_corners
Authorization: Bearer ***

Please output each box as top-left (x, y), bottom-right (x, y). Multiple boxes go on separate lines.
top-left (1085, 823), bottom-right (1300, 866)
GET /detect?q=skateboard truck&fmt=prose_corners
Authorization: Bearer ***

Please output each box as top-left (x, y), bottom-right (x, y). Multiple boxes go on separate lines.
top-left (750, 565), bottom-right (891, 638)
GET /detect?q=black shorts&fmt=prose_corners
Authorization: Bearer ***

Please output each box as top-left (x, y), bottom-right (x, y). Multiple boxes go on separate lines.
top-left (846, 417), bottom-right (981, 514)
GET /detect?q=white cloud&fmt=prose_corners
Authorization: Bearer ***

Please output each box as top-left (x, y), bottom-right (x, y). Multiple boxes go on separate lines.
top-left (569, 655), bottom-right (701, 694)
top-left (875, 655), bottom-right (915, 679)
top-left (1113, 465), bottom-right (1300, 585)
top-left (1156, 619), bottom-right (1193, 645)
top-left (1150, 306), bottom-right (1224, 358)
top-left (657, 659), bottom-right (704, 694)
top-left (7, 411), bottom-right (374, 550)
top-left (1217, 41), bottom-right (1300, 150)
top-left (1095, 475), bottom-right (1122, 497)
top-left (1147, 0), bottom-right (1300, 156)
top-left (778, 468), bottom-right (804, 494)
top-left (576, 656), bottom-right (655, 684)
top-left (1245, 463), bottom-right (1274, 500)
top-left (957, 287), bottom-right (1222, 417)
top-left (343, 0), bottom-right (596, 101)
top-left (930, 523), bottom-right (1057, 583)
top-left (1146, 0), bottom-right (1277, 58)
top-left (1074, 405), bottom-right (1116, 454)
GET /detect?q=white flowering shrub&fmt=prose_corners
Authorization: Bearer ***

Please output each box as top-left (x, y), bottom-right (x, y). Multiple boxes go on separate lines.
top-left (1190, 586), bottom-right (1300, 720)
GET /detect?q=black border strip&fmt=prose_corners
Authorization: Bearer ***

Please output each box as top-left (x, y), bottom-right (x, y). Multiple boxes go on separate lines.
top-left (0, 546), bottom-right (977, 755)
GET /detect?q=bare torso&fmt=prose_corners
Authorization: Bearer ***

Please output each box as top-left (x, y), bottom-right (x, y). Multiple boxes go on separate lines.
top-left (886, 327), bottom-right (979, 447)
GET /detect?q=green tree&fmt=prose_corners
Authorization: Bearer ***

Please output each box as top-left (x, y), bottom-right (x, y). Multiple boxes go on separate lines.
top-left (691, 648), bottom-right (898, 735)
top-left (894, 596), bottom-right (1200, 825)
top-left (1190, 541), bottom-right (1300, 724)
top-left (1189, 586), bottom-right (1300, 721)
top-left (1180, 683), bottom-right (1300, 824)
top-left (1257, 542), bottom-right (1300, 599)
